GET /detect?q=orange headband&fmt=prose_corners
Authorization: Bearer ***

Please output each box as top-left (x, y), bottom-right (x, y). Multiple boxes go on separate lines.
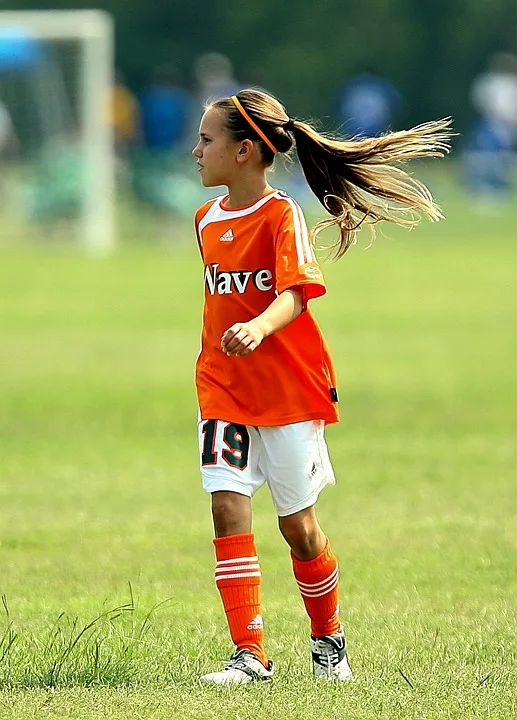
top-left (231, 95), bottom-right (278, 155)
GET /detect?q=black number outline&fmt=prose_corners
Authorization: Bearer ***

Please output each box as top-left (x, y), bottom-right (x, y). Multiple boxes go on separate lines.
top-left (221, 423), bottom-right (249, 470)
top-left (201, 419), bottom-right (218, 466)
top-left (201, 420), bottom-right (250, 471)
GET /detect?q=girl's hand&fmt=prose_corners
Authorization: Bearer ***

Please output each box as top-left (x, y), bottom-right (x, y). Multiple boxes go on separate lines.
top-left (221, 321), bottom-right (264, 356)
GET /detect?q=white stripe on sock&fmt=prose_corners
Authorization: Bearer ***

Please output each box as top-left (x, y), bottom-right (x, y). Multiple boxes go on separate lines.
top-left (301, 583), bottom-right (337, 598)
top-left (215, 571), bottom-right (262, 581)
top-left (296, 566), bottom-right (339, 590)
top-left (215, 563), bottom-right (260, 573)
top-left (298, 577), bottom-right (339, 598)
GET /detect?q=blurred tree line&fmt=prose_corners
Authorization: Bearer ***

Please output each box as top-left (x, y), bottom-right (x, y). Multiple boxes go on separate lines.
top-left (4, 0), bottom-right (517, 130)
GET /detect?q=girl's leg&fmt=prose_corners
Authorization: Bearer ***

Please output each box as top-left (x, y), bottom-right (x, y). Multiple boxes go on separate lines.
top-left (210, 491), bottom-right (268, 667)
top-left (278, 505), bottom-right (341, 638)
top-left (261, 421), bottom-right (352, 679)
top-left (212, 490), bottom-right (251, 537)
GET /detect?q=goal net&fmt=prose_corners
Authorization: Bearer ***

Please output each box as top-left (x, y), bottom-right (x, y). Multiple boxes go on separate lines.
top-left (0, 11), bottom-right (114, 251)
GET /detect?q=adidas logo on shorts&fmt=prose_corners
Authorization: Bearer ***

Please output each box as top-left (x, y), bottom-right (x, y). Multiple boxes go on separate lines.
top-left (247, 614), bottom-right (264, 630)
top-left (219, 229), bottom-right (234, 242)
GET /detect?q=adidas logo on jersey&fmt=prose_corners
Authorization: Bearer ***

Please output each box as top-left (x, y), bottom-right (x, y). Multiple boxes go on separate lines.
top-left (219, 229), bottom-right (234, 242)
top-left (247, 614), bottom-right (264, 630)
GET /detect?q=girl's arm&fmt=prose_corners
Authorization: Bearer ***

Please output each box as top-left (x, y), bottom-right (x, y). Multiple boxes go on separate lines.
top-left (221, 288), bottom-right (303, 356)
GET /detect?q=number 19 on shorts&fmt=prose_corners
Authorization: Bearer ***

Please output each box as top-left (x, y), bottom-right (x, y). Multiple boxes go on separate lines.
top-left (201, 419), bottom-right (250, 470)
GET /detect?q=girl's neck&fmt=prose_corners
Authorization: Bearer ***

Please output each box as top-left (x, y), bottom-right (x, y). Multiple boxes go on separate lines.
top-left (225, 176), bottom-right (274, 209)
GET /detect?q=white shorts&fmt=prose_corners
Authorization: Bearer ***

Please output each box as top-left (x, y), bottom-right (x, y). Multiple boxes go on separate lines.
top-left (198, 417), bottom-right (336, 517)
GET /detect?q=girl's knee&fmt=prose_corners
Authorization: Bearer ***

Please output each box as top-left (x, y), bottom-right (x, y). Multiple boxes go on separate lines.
top-left (211, 491), bottom-right (252, 537)
top-left (278, 509), bottom-right (325, 560)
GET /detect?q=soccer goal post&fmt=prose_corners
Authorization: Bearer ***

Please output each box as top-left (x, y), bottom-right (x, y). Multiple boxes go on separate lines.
top-left (0, 10), bottom-right (115, 252)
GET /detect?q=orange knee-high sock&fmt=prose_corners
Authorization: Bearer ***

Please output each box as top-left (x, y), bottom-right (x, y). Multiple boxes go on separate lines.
top-left (213, 533), bottom-right (268, 667)
top-left (291, 537), bottom-right (341, 638)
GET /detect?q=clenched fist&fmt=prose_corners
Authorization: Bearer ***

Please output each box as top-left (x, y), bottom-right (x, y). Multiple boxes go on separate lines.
top-left (221, 321), bottom-right (264, 356)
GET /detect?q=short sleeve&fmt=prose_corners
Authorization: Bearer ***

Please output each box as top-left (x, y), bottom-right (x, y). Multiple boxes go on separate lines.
top-left (274, 198), bottom-right (326, 301)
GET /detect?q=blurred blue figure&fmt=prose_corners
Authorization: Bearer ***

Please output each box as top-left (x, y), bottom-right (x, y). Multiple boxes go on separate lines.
top-left (465, 52), bottom-right (517, 197)
top-left (133, 65), bottom-right (201, 216)
top-left (139, 64), bottom-right (193, 152)
top-left (337, 68), bottom-right (401, 138)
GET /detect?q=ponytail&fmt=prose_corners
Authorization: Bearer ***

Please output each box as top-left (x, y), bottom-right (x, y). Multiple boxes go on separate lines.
top-left (213, 89), bottom-right (453, 260)
top-left (290, 118), bottom-right (453, 258)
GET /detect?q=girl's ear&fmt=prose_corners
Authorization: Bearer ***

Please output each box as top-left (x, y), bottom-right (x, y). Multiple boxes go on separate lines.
top-left (236, 139), bottom-right (254, 163)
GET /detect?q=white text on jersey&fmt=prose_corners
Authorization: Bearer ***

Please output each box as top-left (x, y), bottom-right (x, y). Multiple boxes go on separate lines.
top-left (204, 263), bottom-right (273, 295)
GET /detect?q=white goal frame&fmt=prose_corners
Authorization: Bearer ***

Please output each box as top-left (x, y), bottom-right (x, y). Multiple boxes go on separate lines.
top-left (0, 10), bottom-right (115, 252)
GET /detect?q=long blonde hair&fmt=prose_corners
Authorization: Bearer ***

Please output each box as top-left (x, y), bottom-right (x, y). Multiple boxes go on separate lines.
top-left (212, 89), bottom-right (452, 259)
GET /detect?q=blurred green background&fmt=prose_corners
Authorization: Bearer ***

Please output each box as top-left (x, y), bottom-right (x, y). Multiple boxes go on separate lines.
top-left (5, 0), bottom-right (517, 127)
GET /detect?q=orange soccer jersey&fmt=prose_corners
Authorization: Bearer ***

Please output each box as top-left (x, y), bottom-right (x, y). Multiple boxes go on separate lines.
top-left (195, 189), bottom-right (339, 427)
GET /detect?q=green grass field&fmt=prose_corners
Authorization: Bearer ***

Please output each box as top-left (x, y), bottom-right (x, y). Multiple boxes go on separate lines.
top-left (1, 187), bottom-right (516, 719)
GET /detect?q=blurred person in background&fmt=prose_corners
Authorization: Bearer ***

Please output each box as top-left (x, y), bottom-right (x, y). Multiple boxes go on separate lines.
top-left (0, 96), bottom-right (18, 158)
top-left (464, 52), bottom-right (517, 200)
top-left (109, 69), bottom-right (141, 162)
top-left (133, 64), bottom-right (198, 218)
top-left (108, 69), bottom-right (141, 193)
top-left (194, 52), bottom-right (243, 106)
top-left (0, 96), bottom-right (18, 206)
top-left (192, 88), bottom-right (451, 686)
top-left (336, 66), bottom-right (402, 138)
top-left (139, 64), bottom-right (193, 154)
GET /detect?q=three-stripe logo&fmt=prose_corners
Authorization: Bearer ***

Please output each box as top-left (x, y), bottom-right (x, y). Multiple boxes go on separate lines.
top-left (219, 229), bottom-right (234, 242)
top-left (247, 614), bottom-right (264, 630)
top-left (296, 566), bottom-right (339, 598)
top-left (215, 555), bottom-right (261, 582)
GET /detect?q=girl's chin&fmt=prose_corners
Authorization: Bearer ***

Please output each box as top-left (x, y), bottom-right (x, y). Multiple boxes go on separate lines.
top-left (201, 177), bottom-right (220, 188)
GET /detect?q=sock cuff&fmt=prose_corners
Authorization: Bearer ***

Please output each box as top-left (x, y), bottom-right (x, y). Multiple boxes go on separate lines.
top-left (213, 533), bottom-right (257, 561)
top-left (291, 537), bottom-right (335, 576)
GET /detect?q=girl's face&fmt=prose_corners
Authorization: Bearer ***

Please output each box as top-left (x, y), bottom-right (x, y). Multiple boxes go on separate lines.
top-left (192, 108), bottom-right (240, 187)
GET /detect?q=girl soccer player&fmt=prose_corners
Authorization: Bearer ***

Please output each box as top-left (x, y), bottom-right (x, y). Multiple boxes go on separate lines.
top-left (192, 89), bottom-right (451, 685)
